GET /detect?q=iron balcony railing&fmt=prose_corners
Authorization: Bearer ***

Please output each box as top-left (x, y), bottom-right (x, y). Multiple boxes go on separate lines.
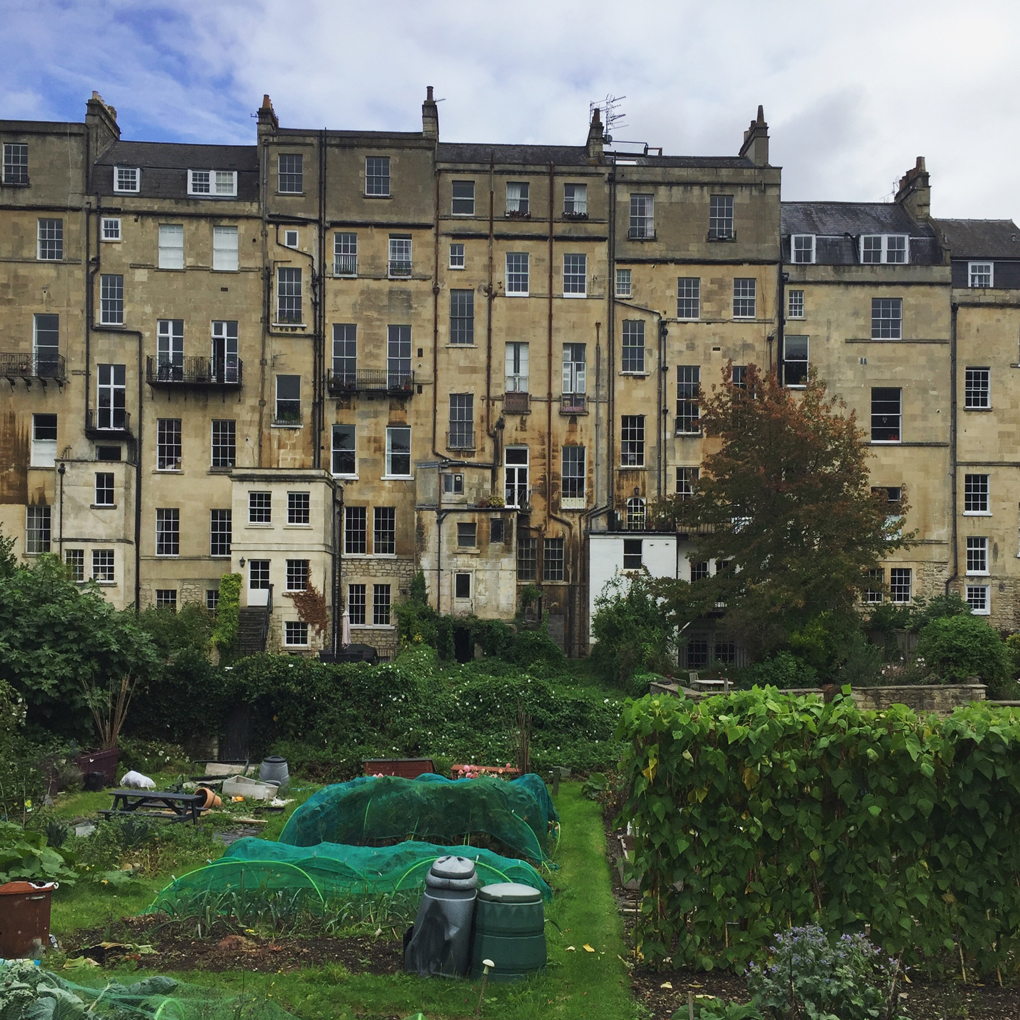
top-left (0, 351), bottom-right (66, 383)
top-left (333, 255), bottom-right (357, 277)
top-left (388, 260), bottom-right (412, 278)
top-left (146, 356), bottom-right (242, 387)
top-left (327, 368), bottom-right (414, 396)
top-left (447, 430), bottom-right (475, 450)
top-left (504, 391), bottom-right (530, 414)
top-left (560, 393), bottom-right (587, 414)
top-left (86, 408), bottom-right (132, 436)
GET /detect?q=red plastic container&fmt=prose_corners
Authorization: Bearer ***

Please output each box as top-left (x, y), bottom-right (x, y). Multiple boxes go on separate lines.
top-left (0, 881), bottom-right (56, 957)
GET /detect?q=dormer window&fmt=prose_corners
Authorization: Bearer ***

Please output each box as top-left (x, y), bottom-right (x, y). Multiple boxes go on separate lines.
top-left (791, 234), bottom-right (815, 264)
top-left (969, 262), bottom-right (993, 288)
top-left (188, 170), bottom-right (237, 197)
top-left (860, 234), bottom-right (908, 264)
top-left (114, 167), bottom-right (140, 193)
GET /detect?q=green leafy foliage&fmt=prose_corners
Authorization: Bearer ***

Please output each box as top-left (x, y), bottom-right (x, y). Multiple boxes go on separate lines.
top-left (745, 926), bottom-right (904, 1020)
top-left (0, 820), bottom-right (77, 885)
top-left (212, 573), bottom-right (242, 655)
top-left (915, 613), bottom-right (1010, 686)
top-left (679, 1000), bottom-right (762, 1020)
top-left (617, 688), bottom-right (1020, 976)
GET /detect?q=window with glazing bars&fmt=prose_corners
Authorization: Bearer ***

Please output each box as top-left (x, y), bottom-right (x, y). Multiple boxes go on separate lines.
top-left (158, 224), bottom-right (184, 269)
top-left (278, 154), bottom-right (303, 193)
top-left (210, 509), bottom-right (232, 556)
top-left (213, 226), bottom-right (238, 271)
top-left (871, 388), bottom-right (901, 442)
top-left (286, 559), bottom-right (309, 590)
top-left (211, 420), bottom-right (235, 467)
top-left (3, 143), bottom-right (28, 184)
top-left (277, 268), bottom-right (301, 322)
top-left (156, 419), bottom-right (181, 470)
top-left (506, 342), bottom-right (529, 392)
top-left (97, 364), bottom-right (126, 429)
top-left (676, 367), bottom-right (700, 433)
top-left (561, 446), bottom-right (585, 503)
top-left (615, 268), bottom-right (631, 297)
top-left (374, 507), bottom-right (396, 554)
top-left (621, 320), bottom-right (645, 372)
top-left (348, 584), bottom-right (366, 625)
top-left (249, 491), bottom-right (271, 523)
top-left (890, 567), bottom-right (912, 603)
top-left (677, 278), bottom-right (700, 319)
top-left (450, 290), bottom-right (474, 344)
top-left (626, 497), bottom-right (646, 529)
top-left (788, 289), bottom-right (804, 318)
top-left (784, 336), bottom-right (809, 386)
top-left (373, 584), bottom-right (391, 625)
top-left (677, 467), bottom-right (699, 500)
top-left (864, 568), bottom-right (884, 604)
top-left (449, 394), bottom-right (474, 448)
top-left (334, 232), bottom-right (357, 276)
top-left (345, 506), bottom-right (367, 554)
top-left (206, 589), bottom-right (219, 612)
top-left (733, 278), bottom-right (756, 317)
top-left (969, 262), bottom-right (993, 288)
top-left (285, 621), bottom-right (308, 645)
top-left (871, 298), bottom-right (902, 339)
top-left (95, 472), bottom-right (115, 506)
top-left (691, 561), bottom-right (710, 581)
top-left (26, 506), bottom-right (50, 554)
top-left (387, 325), bottom-right (412, 389)
top-left (386, 426), bottom-right (411, 476)
top-left (100, 274), bottom-right (123, 325)
top-left (621, 415), bottom-right (645, 466)
top-left (506, 253), bottom-right (529, 294)
top-left (332, 424), bottom-right (355, 475)
top-left (563, 254), bottom-right (586, 295)
top-left (155, 590), bottom-right (177, 610)
top-left (37, 219), bottom-right (62, 260)
top-left (451, 180), bottom-right (474, 215)
top-left (623, 538), bottom-right (642, 569)
top-left (388, 235), bottom-right (411, 277)
top-left (544, 538), bottom-right (565, 581)
top-left (629, 194), bottom-right (653, 237)
top-left (156, 508), bottom-right (179, 555)
top-left (964, 474), bottom-right (989, 513)
top-left (791, 234), bottom-right (815, 263)
top-left (564, 183), bottom-right (587, 215)
top-left (366, 157), bottom-right (390, 196)
top-left (457, 522), bottom-right (476, 548)
top-left (709, 195), bottom-right (733, 239)
top-left (33, 314), bottom-right (59, 378)
top-left (275, 375), bottom-right (300, 423)
top-left (449, 243), bottom-right (465, 269)
top-left (965, 367), bottom-right (990, 409)
top-left (65, 548), bottom-right (84, 582)
top-left (331, 324), bottom-right (356, 384)
top-left (156, 319), bottom-right (184, 378)
top-left (249, 560), bottom-right (270, 589)
top-left (562, 344), bottom-right (586, 396)
top-left (966, 584), bottom-right (989, 613)
top-left (966, 536), bottom-right (988, 574)
top-left (517, 537), bottom-right (537, 580)
top-left (288, 491), bottom-right (310, 525)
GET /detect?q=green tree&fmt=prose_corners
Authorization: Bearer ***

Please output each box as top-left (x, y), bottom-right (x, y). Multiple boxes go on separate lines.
top-left (915, 613), bottom-right (1010, 688)
top-left (651, 365), bottom-right (911, 657)
top-left (0, 555), bottom-right (159, 739)
top-left (0, 525), bottom-right (17, 580)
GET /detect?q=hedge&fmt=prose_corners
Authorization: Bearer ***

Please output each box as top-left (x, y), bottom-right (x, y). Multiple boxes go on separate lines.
top-left (617, 687), bottom-right (1020, 975)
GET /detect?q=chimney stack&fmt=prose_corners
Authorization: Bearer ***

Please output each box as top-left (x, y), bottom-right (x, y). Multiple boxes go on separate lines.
top-left (257, 94), bottom-right (279, 132)
top-left (586, 106), bottom-right (604, 161)
top-left (422, 86), bottom-right (439, 140)
top-left (895, 156), bottom-right (931, 222)
top-left (85, 91), bottom-right (120, 156)
top-left (738, 104), bottom-right (769, 167)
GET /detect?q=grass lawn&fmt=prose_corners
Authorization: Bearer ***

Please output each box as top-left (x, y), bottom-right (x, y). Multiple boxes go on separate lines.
top-left (51, 783), bottom-right (638, 1020)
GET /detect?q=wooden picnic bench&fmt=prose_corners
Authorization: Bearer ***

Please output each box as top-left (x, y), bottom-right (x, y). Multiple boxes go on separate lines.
top-left (98, 789), bottom-right (205, 824)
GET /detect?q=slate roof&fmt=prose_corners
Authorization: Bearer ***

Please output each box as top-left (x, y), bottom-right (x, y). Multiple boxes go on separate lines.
top-left (781, 201), bottom-right (941, 265)
top-left (936, 219), bottom-right (1020, 260)
top-left (92, 140), bottom-right (258, 202)
top-left (437, 142), bottom-right (591, 166)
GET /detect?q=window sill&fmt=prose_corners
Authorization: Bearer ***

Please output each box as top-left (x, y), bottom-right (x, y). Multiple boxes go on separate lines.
top-left (37, 258), bottom-right (65, 264)
top-left (870, 441), bottom-right (902, 446)
top-left (561, 500), bottom-right (586, 510)
top-left (562, 293), bottom-right (587, 299)
top-left (446, 343), bottom-right (477, 349)
top-left (615, 292), bottom-right (631, 300)
top-left (963, 511), bottom-right (992, 517)
top-left (284, 523), bottom-right (312, 529)
top-left (618, 464), bottom-right (647, 470)
top-left (966, 572), bottom-right (990, 578)
top-left (246, 523), bottom-right (273, 529)
top-left (332, 474), bottom-right (358, 480)
top-left (381, 475), bottom-right (413, 481)
top-left (95, 580), bottom-right (117, 586)
top-left (210, 555), bottom-right (231, 559)
top-left (364, 194), bottom-right (392, 199)
top-left (733, 315), bottom-right (757, 321)
top-left (964, 407), bottom-right (993, 412)
top-left (619, 371), bottom-right (649, 377)
top-left (271, 422), bottom-right (304, 429)
top-left (209, 466), bottom-right (234, 473)
top-left (505, 292), bottom-right (530, 298)
top-left (155, 469), bottom-right (182, 474)
top-left (456, 547), bottom-right (480, 555)
top-left (155, 267), bottom-right (186, 273)
top-left (271, 323), bottom-right (308, 329)
top-left (155, 554), bottom-right (179, 558)
top-left (449, 265), bottom-right (465, 271)
top-left (785, 384), bottom-right (807, 390)
top-left (90, 503), bottom-right (118, 510)
top-left (277, 191), bottom-right (305, 197)
top-left (98, 321), bottom-right (126, 328)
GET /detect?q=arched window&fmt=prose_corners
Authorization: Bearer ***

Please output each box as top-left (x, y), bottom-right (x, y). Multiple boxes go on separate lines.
top-left (626, 496), bottom-right (646, 530)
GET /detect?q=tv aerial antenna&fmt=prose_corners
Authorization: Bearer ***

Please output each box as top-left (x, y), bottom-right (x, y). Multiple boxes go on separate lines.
top-left (590, 94), bottom-right (626, 144)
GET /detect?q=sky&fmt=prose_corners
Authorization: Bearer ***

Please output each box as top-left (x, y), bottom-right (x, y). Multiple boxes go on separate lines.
top-left (6, 0), bottom-right (1020, 222)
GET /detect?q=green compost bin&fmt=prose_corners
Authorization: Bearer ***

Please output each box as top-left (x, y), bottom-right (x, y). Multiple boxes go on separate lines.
top-left (469, 882), bottom-right (546, 982)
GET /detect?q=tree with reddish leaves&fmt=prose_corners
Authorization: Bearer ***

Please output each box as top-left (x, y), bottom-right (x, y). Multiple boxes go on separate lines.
top-left (650, 365), bottom-right (911, 658)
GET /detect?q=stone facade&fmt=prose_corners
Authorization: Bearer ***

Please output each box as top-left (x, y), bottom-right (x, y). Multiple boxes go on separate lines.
top-left (2, 92), bottom-right (1020, 659)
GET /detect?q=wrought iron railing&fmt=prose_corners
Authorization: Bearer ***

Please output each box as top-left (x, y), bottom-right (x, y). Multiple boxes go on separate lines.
top-left (146, 356), bottom-right (242, 387)
top-left (504, 391), bottom-right (530, 414)
top-left (86, 409), bottom-right (132, 434)
top-left (326, 368), bottom-right (415, 396)
top-left (0, 351), bottom-right (66, 383)
top-left (447, 430), bottom-right (475, 450)
top-left (561, 393), bottom-right (587, 414)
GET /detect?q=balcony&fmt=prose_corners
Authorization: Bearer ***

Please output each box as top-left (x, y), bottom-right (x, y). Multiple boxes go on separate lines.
top-left (326, 368), bottom-right (415, 397)
top-left (447, 430), bottom-right (475, 451)
top-left (504, 391), bottom-right (530, 414)
top-left (86, 409), bottom-right (132, 438)
top-left (560, 393), bottom-right (587, 414)
top-left (146, 356), bottom-right (242, 389)
top-left (628, 226), bottom-right (655, 240)
top-left (1, 352), bottom-right (66, 384)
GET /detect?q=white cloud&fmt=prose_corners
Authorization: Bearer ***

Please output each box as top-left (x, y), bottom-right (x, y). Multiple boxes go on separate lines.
top-left (5, 0), bottom-right (1020, 220)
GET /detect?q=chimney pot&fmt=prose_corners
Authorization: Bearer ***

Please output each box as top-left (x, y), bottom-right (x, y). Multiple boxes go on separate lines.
top-left (427, 86), bottom-right (434, 101)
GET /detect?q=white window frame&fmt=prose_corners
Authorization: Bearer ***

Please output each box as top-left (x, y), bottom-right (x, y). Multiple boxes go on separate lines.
top-left (968, 261), bottom-right (993, 288)
top-left (449, 243), bottom-right (465, 270)
top-left (860, 234), bottom-right (909, 264)
top-left (966, 535), bottom-right (989, 576)
top-left (213, 225), bottom-right (239, 272)
top-left (788, 289), bottom-right (805, 319)
top-left (277, 154), bottom-right (303, 194)
top-left (284, 620), bottom-right (310, 646)
top-left (506, 252), bottom-right (529, 296)
top-left (332, 423), bottom-right (357, 478)
top-left (889, 567), bottom-right (912, 603)
top-left (2, 143), bottom-right (28, 185)
top-left (506, 341), bottom-right (530, 394)
top-left (25, 506), bottom-right (51, 555)
top-left (629, 194), bottom-right (654, 238)
top-left (284, 229), bottom-right (299, 248)
top-left (505, 181), bottom-right (529, 216)
top-left (31, 413), bottom-right (57, 468)
top-left (966, 584), bottom-right (991, 615)
top-left (563, 254), bottom-right (587, 297)
top-left (92, 549), bottom-right (115, 584)
top-left (37, 218), bottom-right (63, 261)
top-left (365, 156), bottom-right (391, 197)
top-left (114, 167), bottom-right (140, 193)
top-left (784, 335), bottom-right (809, 388)
top-left (963, 473), bottom-right (990, 516)
top-left (101, 217), bottom-right (121, 242)
top-left (158, 224), bottom-right (184, 270)
top-left (615, 268), bottom-right (631, 298)
top-left (964, 366), bottom-right (991, 410)
top-left (563, 183), bottom-right (587, 216)
top-left (100, 273), bottom-right (124, 325)
top-left (385, 426), bottom-right (412, 479)
top-left (451, 180), bottom-right (475, 216)
top-left (334, 232), bottom-right (358, 277)
top-left (155, 507), bottom-right (180, 557)
top-left (733, 278), bottom-right (756, 319)
top-left (677, 278), bottom-right (700, 320)
top-left (187, 169), bottom-right (237, 198)
top-left (561, 445), bottom-right (586, 509)
top-left (791, 234), bottom-right (816, 264)
top-left (388, 235), bottom-right (412, 278)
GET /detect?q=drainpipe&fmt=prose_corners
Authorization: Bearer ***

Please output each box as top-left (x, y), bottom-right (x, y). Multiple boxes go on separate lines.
top-left (258, 142), bottom-right (269, 467)
top-left (486, 154), bottom-right (495, 449)
top-left (946, 301), bottom-right (959, 595)
top-left (57, 463), bottom-right (65, 558)
top-left (658, 318), bottom-right (667, 501)
top-left (607, 170), bottom-right (617, 519)
top-left (313, 130), bottom-right (326, 471)
top-left (432, 168), bottom-right (441, 457)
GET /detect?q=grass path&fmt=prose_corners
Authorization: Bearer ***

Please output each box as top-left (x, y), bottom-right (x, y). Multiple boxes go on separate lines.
top-left (64, 783), bottom-right (639, 1020)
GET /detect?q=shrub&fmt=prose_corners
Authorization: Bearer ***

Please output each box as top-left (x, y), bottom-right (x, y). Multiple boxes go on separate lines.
top-left (590, 573), bottom-right (673, 687)
top-left (212, 573), bottom-right (242, 656)
top-left (915, 613), bottom-right (1009, 686)
top-left (738, 650), bottom-right (817, 689)
top-left (0, 820), bottom-right (77, 885)
top-left (746, 925), bottom-right (904, 1020)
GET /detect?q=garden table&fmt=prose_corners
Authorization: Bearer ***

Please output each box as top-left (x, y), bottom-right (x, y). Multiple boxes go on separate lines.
top-left (98, 789), bottom-right (205, 823)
